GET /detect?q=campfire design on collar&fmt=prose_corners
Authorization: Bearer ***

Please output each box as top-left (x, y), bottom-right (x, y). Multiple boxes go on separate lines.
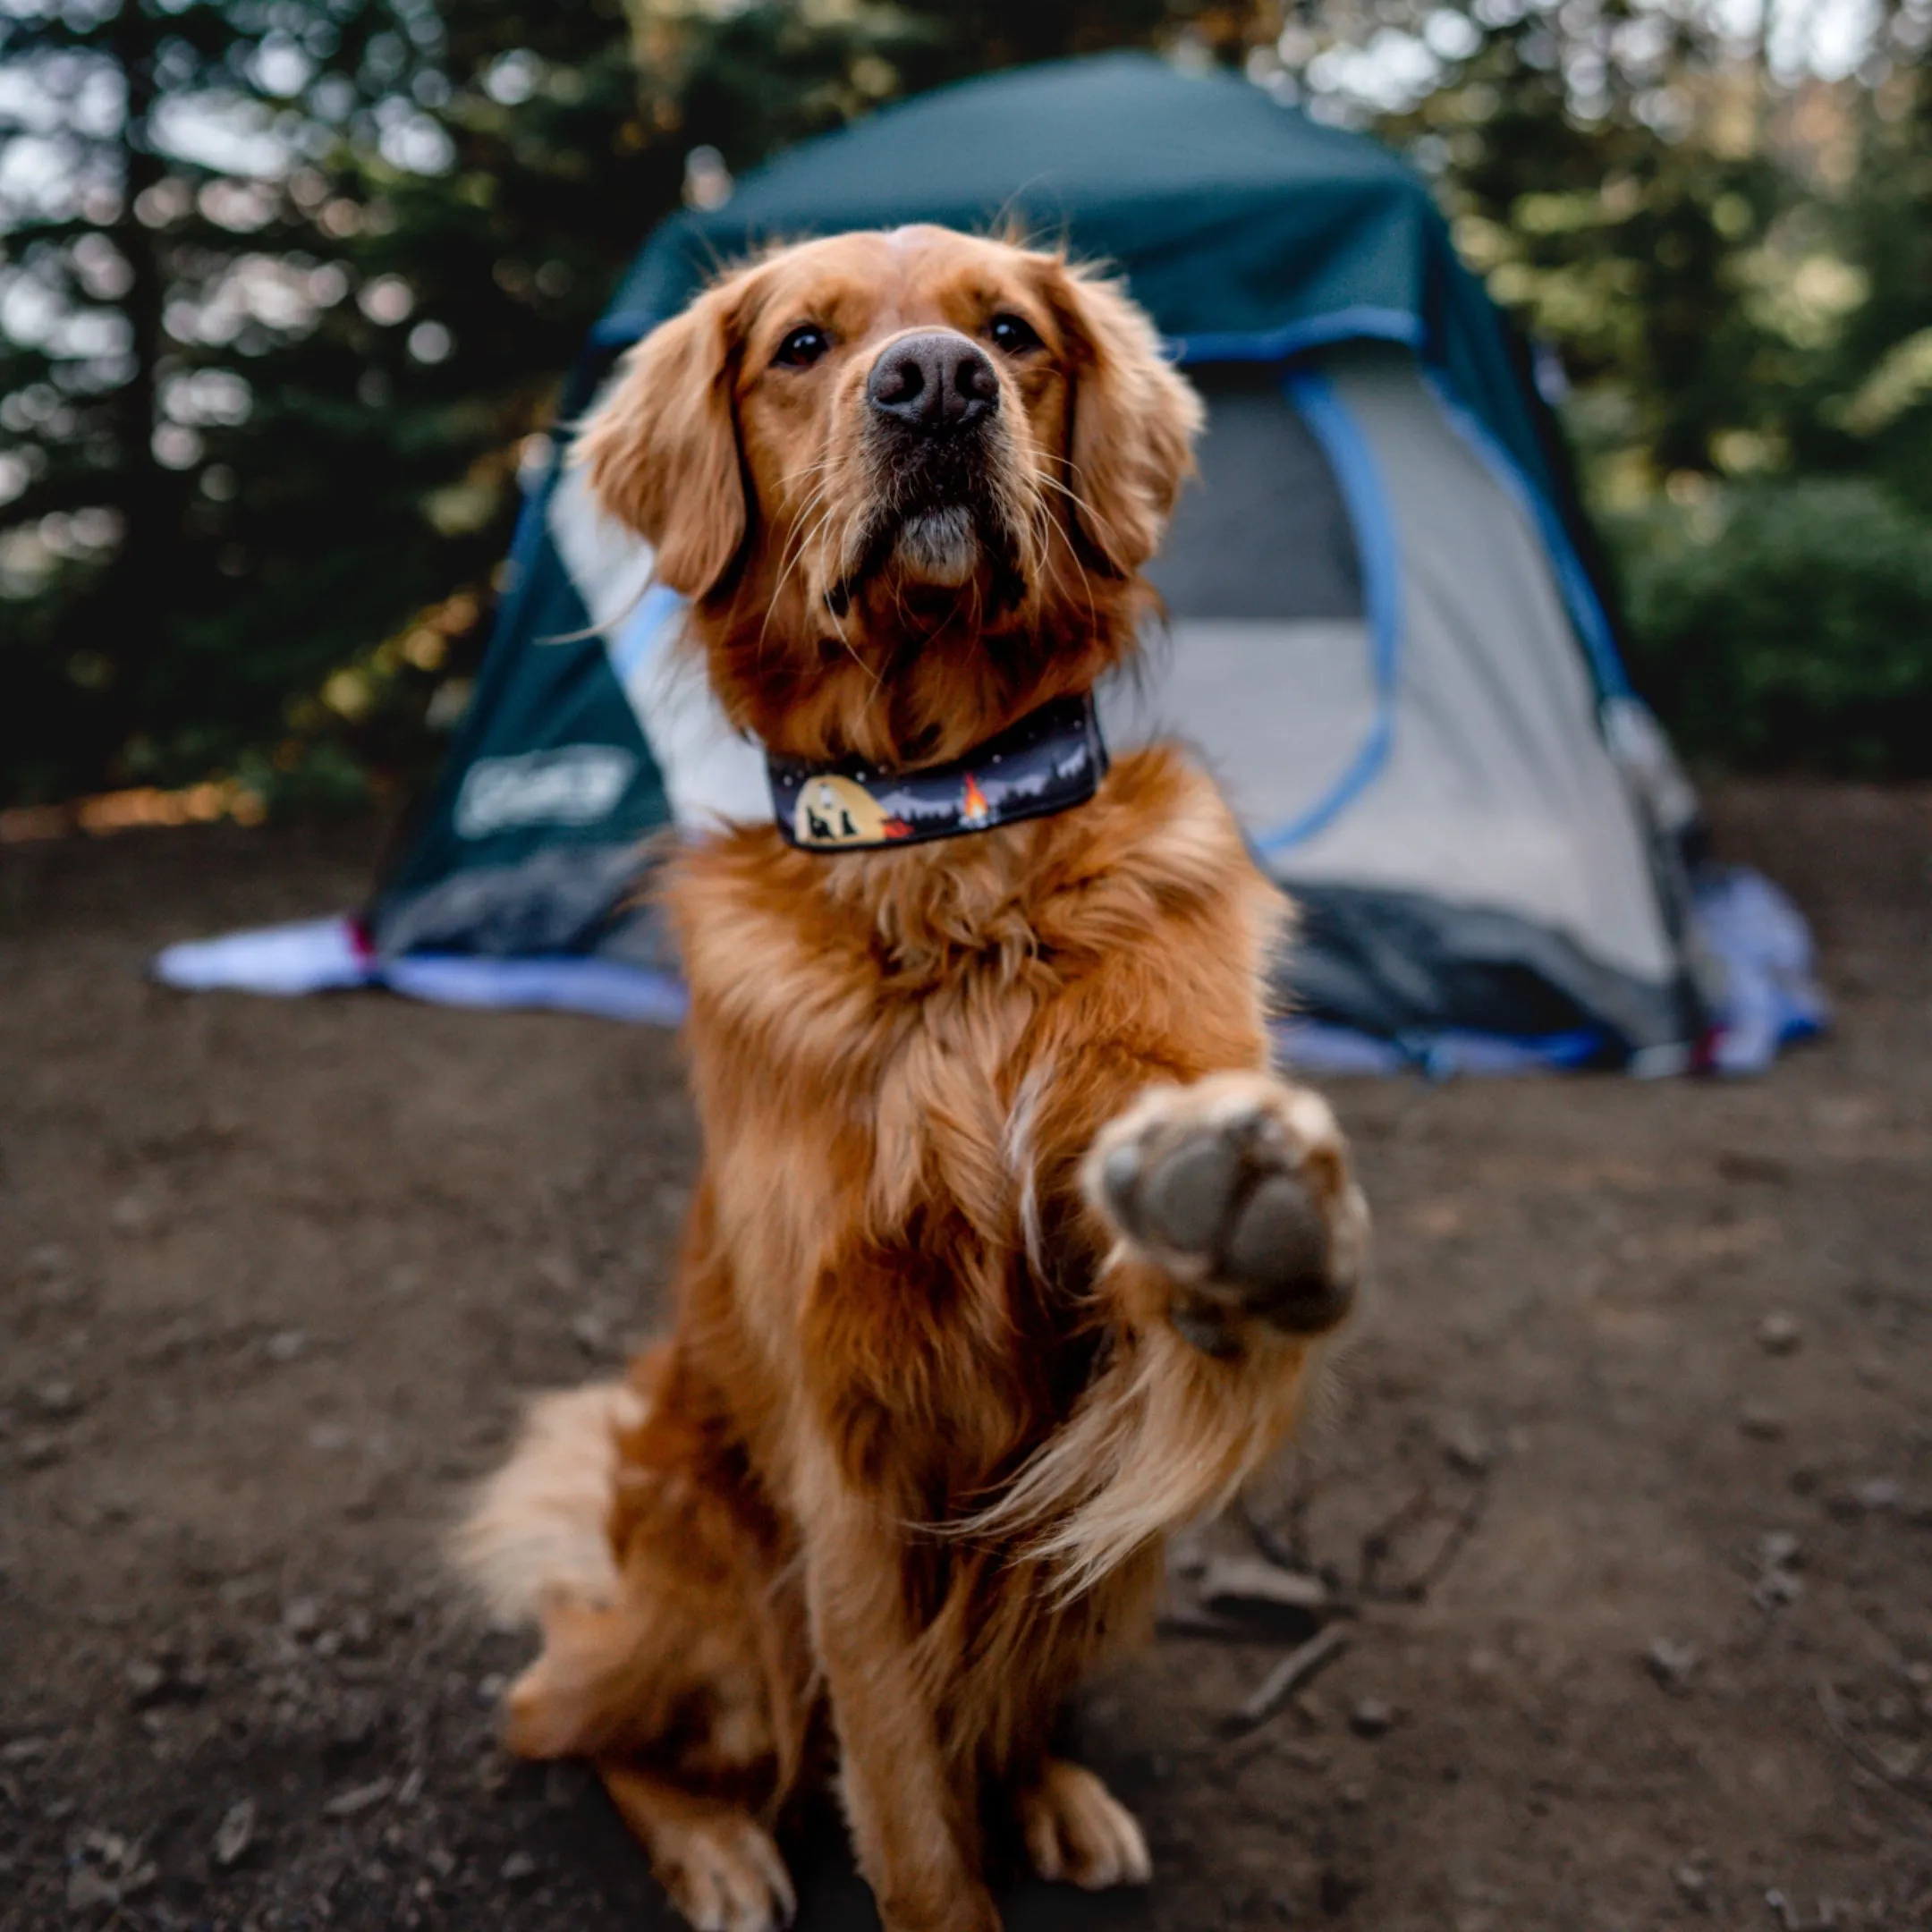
top-left (767, 692), bottom-right (1109, 854)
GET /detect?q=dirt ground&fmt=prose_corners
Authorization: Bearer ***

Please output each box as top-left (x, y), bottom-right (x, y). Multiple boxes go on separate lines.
top-left (1, 780), bottom-right (1928, 1932)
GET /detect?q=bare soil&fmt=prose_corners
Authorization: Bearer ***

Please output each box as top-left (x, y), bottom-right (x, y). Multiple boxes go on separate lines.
top-left (1, 781), bottom-right (1928, 1932)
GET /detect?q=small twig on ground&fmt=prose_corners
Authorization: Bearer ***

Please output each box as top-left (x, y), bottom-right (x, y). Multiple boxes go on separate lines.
top-left (1228, 1623), bottom-right (1352, 1732)
top-left (1197, 1555), bottom-right (1333, 1616)
top-left (1158, 1558), bottom-right (1349, 1642)
top-left (1816, 1682), bottom-right (1932, 1809)
top-left (1388, 1478), bottom-right (1488, 1602)
top-left (1350, 1473), bottom-right (1489, 1605)
top-left (1357, 1484), bottom-right (1436, 1599)
top-left (1240, 1487), bottom-right (1311, 1573)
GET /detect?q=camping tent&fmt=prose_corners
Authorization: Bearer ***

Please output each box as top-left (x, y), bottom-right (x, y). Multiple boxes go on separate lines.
top-left (157, 52), bottom-right (1824, 1072)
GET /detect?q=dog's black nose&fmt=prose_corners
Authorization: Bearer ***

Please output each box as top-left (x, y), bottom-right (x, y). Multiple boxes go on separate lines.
top-left (867, 331), bottom-right (999, 432)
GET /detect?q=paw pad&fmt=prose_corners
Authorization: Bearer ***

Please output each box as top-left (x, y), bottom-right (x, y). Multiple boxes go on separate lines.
top-left (1094, 1080), bottom-right (1360, 1340)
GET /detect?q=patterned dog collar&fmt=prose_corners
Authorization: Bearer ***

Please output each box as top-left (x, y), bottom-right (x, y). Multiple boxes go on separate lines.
top-left (767, 693), bottom-right (1108, 853)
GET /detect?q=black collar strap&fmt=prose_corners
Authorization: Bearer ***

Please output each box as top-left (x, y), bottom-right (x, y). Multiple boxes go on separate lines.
top-left (768, 692), bottom-right (1108, 852)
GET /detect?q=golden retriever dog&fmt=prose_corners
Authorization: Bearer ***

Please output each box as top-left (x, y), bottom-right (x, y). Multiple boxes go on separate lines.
top-left (456, 225), bottom-right (1368, 1932)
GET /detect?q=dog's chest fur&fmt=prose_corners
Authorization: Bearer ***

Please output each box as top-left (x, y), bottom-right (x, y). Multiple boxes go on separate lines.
top-left (665, 748), bottom-right (1277, 1487)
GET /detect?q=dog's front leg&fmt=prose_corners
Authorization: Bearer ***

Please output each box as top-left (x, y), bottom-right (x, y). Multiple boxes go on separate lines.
top-left (797, 1452), bottom-right (1000, 1932)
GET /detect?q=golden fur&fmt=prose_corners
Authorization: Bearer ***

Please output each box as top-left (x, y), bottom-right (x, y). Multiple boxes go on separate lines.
top-left (457, 226), bottom-right (1368, 1932)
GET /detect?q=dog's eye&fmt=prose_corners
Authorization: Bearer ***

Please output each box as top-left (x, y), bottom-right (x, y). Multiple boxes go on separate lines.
top-left (773, 325), bottom-right (830, 369)
top-left (988, 313), bottom-right (1042, 356)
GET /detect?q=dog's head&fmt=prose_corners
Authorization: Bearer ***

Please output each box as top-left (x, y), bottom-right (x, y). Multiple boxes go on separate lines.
top-left (579, 225), bottom-right (1202, 766)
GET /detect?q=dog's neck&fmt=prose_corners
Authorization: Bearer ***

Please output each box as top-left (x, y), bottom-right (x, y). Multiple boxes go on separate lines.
top-left (692, 575), bottom-right (1152, 771)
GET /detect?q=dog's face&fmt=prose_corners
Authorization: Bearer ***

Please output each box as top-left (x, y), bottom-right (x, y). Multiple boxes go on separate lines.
top-left (580, 226), bottom-right (1202, 765)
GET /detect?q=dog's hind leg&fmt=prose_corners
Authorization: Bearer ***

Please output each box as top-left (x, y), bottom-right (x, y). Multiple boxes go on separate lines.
top-left (598, 1760), bottom-right (797, 1932)
top-left (455, 1352), bottom-right (813, 1928)
top-left (1015, 1757), bottom-right (1151, 1892)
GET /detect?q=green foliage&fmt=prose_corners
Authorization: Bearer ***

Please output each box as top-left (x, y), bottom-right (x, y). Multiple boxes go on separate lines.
top-left (1385, 21), bottom-right (1785, 481)
top-left (1612, 480), bottom-right (1932, 776)
top-left (1348, 0), bottom-right (1932, 776)
top-left (0, 0), bottom-right (666, 810)
top-left (4, 0), bottom-right (1932, 802)
top-left (0, 0), bottom-right (1184, 812)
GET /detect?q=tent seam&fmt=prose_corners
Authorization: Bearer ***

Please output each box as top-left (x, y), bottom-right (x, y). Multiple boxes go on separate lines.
top-left (1255, 369), bottom-right (1402, 857)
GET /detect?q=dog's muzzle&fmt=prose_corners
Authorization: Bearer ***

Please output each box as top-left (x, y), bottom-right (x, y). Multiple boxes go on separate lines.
top-left (830, 330), bottom-right (1016, 610)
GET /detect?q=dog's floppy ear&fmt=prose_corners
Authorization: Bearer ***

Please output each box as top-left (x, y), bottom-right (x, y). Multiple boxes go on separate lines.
top-left (1046, 264), bottom-right (1203, 576)
top-left (577, 278), bottom-right (749, 600)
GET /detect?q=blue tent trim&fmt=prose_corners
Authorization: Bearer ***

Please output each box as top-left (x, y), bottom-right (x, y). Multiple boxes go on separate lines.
top-left (1169, 307), bottom-right (1420, 368)
top-left (1274, 1018), bottom-right (1612, 1077)
top-left (1255, 369), bottom-right (1402, 857)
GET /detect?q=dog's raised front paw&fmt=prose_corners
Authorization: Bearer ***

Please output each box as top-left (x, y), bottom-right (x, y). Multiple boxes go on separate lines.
top-left (1086, 1071), bottom-right (1367, 1348)
top-left (1017, 1758), bottom-right (1151, 1891)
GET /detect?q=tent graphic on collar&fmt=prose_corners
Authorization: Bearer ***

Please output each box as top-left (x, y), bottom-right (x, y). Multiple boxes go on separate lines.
top-left (157, 53), bottom-right (1824, 1074)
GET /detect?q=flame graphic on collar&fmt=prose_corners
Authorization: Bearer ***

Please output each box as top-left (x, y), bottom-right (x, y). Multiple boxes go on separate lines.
top-left (767, 692), bottom-right (1106, 852)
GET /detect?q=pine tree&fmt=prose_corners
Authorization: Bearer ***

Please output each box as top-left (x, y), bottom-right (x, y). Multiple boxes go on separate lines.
top-left (2, 0), bottom-right (423, 801)
top-left (0, 0), bottom-right (1191, 809)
